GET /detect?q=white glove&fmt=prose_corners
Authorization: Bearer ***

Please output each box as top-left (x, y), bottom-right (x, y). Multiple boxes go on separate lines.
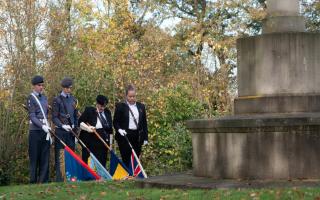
top-left (42, 125), bottom-right (51, 133)
top-left (143, 140), bottom-right (148, 145)
top-left (62, 124), bottom-right (72, 132)
top-left (80, 122), bottom-right (94, 133)
top-left (118, 129), bottom-right (127, 136)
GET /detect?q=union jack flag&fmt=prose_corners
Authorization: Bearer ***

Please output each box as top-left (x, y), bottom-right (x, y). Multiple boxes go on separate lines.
top-left (129, 150), bottom-right (147, 178)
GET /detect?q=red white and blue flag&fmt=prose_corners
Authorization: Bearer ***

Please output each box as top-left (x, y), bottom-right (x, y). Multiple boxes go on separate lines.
top-left (129, 151), bottom-right (147, 178)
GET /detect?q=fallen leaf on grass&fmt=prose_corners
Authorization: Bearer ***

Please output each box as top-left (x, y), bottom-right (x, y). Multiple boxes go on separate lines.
top-left (250, 192), bottom-right (257, 197)
top-left (71, 185), bottom-right (77, 189)
top-left (100, 192), bottom-right (107, 196)
top-left (79, 195), bottom-right (87, 200)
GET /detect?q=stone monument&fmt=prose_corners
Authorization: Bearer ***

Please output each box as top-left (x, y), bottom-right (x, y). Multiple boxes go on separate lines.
top-left (187, 0), bottom-right (320, 179)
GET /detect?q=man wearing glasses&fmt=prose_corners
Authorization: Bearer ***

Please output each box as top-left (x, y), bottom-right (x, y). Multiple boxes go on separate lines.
top-left (52, 77), bottom-right (79, 182)
top-left (26, 75), bottom-right (51, 183)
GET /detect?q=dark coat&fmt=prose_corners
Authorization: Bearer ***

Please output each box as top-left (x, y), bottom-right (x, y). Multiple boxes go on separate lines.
top-left (113, 102), bottom-right (148, 142)
top-left (52, 94), bottom-right (78, 128)
top-left (78, 106), bottom-right (113, 144)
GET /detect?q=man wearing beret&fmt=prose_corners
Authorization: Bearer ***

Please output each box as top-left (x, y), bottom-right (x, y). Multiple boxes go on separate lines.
top-left (52, 77), bottom-right (79, 182)
top-left (26, 75), bottom-right (51, 183)
top-left (79, 95), bottom-right (113, 168)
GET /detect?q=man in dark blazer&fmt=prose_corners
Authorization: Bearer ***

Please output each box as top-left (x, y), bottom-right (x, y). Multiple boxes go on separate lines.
top-left (52, 77), bottom-right (78, 182)
top-left (79, 95), bottom-right (113, 167)
top-left (113, 84), bottom-right (148, 168)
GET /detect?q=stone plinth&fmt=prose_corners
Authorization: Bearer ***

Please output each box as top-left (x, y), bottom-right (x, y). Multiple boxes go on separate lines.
top-left (263, 0), bottom-right (305, 33)
top-left (237, 33), bottom-right (320, 97)
top-left (186, 0), bottom-right (320, 180)
top-left (267, 0), bottom-right (299, 17)
top-left (186, 114), bottom-right (320, 179)
top-left (262, 16), bottom-right (305, 33)
top-left (234, 95), bottom-right (320, 114)
top-left (236, 33), bottom-right (320, 114)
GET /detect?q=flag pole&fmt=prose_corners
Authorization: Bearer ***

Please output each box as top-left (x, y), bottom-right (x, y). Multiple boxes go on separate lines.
top-left (68, 129), bottom-right (92, 155)
top-left (48, 129), bottom-right (102, 180)
top-left (123, 135), bottom-right (148, 178)
top-left (22, 104), bottom-right (102, 180)
top-left (67, 128), bottom-right (113, 180)
top-left (22, 104), bottom-right (65, 146)
top-left (49, 129), bottom-right (66, 147)
top-left (86, 123), bottom-right (112, 151)
top-left (85, 123), bottom-right (130, 179)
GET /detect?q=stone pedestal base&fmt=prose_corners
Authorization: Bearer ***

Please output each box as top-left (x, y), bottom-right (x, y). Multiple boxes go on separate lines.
top-left (262, 16), bottom-right (305, 33)
top-left (186, 113), bottom-right (320, 179)
top-left (234, 94), bottom-right (320, 114)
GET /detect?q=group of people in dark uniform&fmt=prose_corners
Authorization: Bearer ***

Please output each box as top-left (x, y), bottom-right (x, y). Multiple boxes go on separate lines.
top-left (27, 75), bottom-right (148, 183)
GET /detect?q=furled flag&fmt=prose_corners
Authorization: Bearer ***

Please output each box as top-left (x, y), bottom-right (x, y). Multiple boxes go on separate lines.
top-left (64, 146), bottom-right (101, 181)
top-left (109, 150), bottom-right (130, 180)
top-left (129, 151), bottom-right (147, 178)
top-left (88, 153), bottom-right (112, 180)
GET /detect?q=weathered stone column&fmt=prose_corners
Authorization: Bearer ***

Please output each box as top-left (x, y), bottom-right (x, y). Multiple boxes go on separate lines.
top-left (267, 0), bottom-right (299, 16)
top-left (187, 0), bottom-right (320, 180)
top-left (235, 0), bottom-right (320, 115)
top-left (263, 0), bottom-right (305, 33)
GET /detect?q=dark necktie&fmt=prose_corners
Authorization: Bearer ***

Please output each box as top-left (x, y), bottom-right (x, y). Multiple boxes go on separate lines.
top-left (99, 112), bottom-right (109, 128)
top-left (38, 93), bottom-right (42, 98)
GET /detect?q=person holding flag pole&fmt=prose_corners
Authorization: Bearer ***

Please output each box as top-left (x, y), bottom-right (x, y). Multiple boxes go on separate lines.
top-left (24, 98), bottom-right (102, 182)
top-left (124, 135), bottom-right (147, 178)
top-left (26, 75), bottom-right (51, 183)
top-left (23, 102), bottom-right (107, 182)
top-left (48, 128), bottom-right (102, 181)
top-left (52, 77), bottom-right (79, 182)
top-left (80, 122), bottom-right (131, 180)
top-left (64, 123), bottom-right (112, 180)
top-left (113, 84), bottom-right (148, 178)
top-left (78, 95), bottom-right (113, 168)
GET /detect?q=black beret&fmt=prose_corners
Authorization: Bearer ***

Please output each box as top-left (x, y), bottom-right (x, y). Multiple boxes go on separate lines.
top-left (31, 75), bottom-right (44, 85)
top-left (61, 77), bottom-right (73, 88)
top-left (96, 95), bottom-right (108, 106)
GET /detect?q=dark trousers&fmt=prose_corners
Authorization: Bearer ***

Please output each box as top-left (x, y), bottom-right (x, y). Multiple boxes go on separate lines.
top-left (28, 130), bottom-right (50, 184)
top-left (117, 130), bottom-right (142, 169)
top-left (54, 128), bottom-right (75, 182)
top-left (81, 129), bottom-right (109, 168)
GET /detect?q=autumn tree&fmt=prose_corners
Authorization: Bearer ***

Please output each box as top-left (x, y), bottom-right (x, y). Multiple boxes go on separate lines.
top-left (0, 0), bottom-right (319, 184)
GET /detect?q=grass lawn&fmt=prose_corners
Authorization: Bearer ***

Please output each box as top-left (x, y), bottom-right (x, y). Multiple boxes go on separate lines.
top-left (1, 181), bottom-right (320, 200)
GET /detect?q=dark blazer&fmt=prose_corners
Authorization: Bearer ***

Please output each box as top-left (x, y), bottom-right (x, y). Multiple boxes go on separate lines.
top-left (113, 102), bottom-right (148, 142)
top-left (79, 106), bottom-right (113, 136)
top-left (52, 94), bottom-right (78, 128)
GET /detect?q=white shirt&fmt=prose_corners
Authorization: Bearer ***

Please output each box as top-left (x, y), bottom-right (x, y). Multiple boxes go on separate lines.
top-left (128, 102), bottom-right (139, 130)
top-left (95, 110), bottom-right (107, 129)
top-left (32, 90), bottom-right (40, 96)
top-left (61, 91), bottom-right (69, 98)
top-left (96, 116), bottom-right (103, 129)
